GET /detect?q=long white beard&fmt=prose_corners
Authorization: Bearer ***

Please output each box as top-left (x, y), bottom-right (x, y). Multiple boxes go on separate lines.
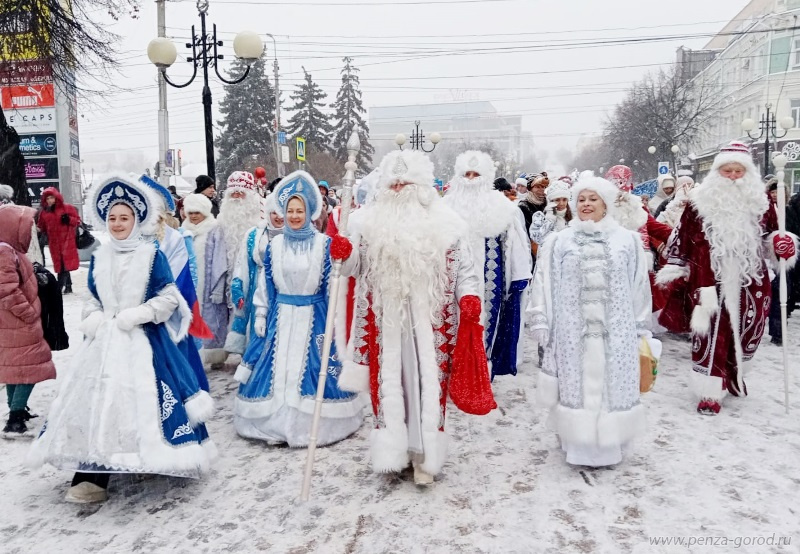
top-left (359, 185), bottom-right (450, 321)
top-left (218, 196), bottom-right (262, 271)
top-left (444, 176), bottom-right (514, 237)
top-left (691, 172), bottom-right (768, 286)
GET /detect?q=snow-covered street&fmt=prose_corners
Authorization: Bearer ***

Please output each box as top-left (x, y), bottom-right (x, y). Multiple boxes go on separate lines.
top-left (1, 268), bottom-right (798, 554)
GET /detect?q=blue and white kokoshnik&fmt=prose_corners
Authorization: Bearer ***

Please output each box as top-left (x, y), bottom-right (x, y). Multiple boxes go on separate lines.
top-left (274, 170), bottom-right (324, 246)
top-left (139, 174), bottom-right (176, 212)
top-left (89, 175), bottom-right (160, 232)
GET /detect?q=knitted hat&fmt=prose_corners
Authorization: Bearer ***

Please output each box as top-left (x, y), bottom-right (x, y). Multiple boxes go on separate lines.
top-left (194, 175), bottom-right (215, 194)
top-left (546, 180), bottom-right (571, 202)
top-left (493, 177), bottom-right (512, 192)
top-left (183, 193), bottom-right (213, 217)
top-left (226, 171), bottom-right (256, 193)
top-left (515, 177), bottom-right (528, 187)
top-left (711, 141), bottom-right (757, 174)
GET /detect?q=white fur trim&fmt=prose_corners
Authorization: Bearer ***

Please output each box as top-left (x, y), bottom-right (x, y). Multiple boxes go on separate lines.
top-left (453, 150), bottom-right (495, 181)
top-left (711, 151), bottom-right (758, 174)
top-left (613, 193), bottom-right (648, 231)
top-left (546, 181), bottom-right (571, 202)
top-left (0, 184), bottom-right (13, 200)
top-left (369, 427), bottom-right (409, 473)
top-left (688, 370), bottom-right (728, 402)
top-left (224, 331), bottom-right (247, 355)
top-left (551, 403), bottom-right (646, 448)
top-left (766, 231), bottom-right (799, 270)
top-left (536, 371), bottom-right (559, 408)
top-left (233, 364), bottom-right (252, 385)
top-left (184, 391), bottom-right (215, 427)
top-left (377, 150), bottom-right (435, 189)
top-left (690, 286), bottom-right (719, 336)
top-left (655, 264), bottom-right (690, 287)
top-left (419, 430), bottom-right (449, 476)
top-left (183, 194), bottom-right (213, 218)
top-left (338, 360), bottom-right (370, 393)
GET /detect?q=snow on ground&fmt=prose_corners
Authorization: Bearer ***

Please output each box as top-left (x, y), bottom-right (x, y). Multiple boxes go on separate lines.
top-left (1, 269), bottom-right (799, 554)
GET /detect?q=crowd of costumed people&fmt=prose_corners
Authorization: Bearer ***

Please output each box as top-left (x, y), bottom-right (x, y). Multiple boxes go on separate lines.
top-left (0, 139), bottom-right (797, 504)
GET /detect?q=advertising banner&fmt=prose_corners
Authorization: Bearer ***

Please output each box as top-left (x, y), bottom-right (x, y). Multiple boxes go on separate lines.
top-left (69, 134), bottom-right (79, 160)
top-left (24, 156), bottom-right (59, 181)
top-left (1, 83), bottom-right (55, 109)
top-left (18, 133), bottom-right (58, 157)
top-left (0, 60), bottom-right (52, 86)
top-left (7, 107), bottom-right (56, 133)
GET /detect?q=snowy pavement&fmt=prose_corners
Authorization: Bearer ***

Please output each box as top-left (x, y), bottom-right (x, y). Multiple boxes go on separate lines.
top-left (1, 269), bottom-right (799, 553)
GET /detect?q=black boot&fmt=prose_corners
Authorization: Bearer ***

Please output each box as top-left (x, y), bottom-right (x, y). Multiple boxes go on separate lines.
top-left (63, 285), bottom-right (73, 295)
top-left (2, 411), bottom-right (30, 439)
top-left (22, 406), bottom-right (39, 421)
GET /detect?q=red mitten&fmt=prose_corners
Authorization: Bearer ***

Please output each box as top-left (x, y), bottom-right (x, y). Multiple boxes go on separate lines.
top-left (330, 235), bottom-right (353, 261)
top-left (459, 294), bottom-right (482, 324)
top-left (773, 233), bottom-right (796, 260)
top-left (237, 298), bottom-right (245, 310)
top-left (449, 295), bottom-right (496, 416)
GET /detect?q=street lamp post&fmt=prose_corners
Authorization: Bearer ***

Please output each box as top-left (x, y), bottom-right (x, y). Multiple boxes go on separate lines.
top-left (265, 33), bottom-right (284, 177)
top-left (741, 103), bottom-right (794, 177)
top-left (147, 0), bottom-right (263, 182)
top-left (395, 121), bottom-right (441, 152)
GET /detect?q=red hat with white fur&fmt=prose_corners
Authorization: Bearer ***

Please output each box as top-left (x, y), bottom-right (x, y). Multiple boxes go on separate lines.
top-left (711, 141), bottom-right (757, 173)
top-left (226, 171), bottom-right (257, 193)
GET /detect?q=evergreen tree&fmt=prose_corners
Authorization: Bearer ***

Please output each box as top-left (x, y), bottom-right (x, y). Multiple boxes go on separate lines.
top-left (216, 56), bottom-right (276, 182)
top-left (286, 67), bottom-right (332, 154)
top-left (330, 57), bottom-right (373, 169)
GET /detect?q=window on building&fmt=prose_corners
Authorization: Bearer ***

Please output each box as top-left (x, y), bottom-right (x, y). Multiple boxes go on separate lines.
top-left (792, 169), bottom-right (800, 194)
top-left (792, 100), bottom-right (800, 128)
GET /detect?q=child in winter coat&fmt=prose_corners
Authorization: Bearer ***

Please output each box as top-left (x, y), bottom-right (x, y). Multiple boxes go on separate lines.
top-left (0, 205), bottom-right (57, 438)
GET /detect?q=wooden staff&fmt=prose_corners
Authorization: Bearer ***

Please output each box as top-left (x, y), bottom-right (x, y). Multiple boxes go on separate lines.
top-left (300, 130), bottom-right (361, 500)
top-left (773, 154), bottom-right (791, 414)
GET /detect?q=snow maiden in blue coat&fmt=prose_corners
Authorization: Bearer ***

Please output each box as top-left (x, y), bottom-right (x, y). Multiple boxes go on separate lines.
top-left (28, 176), bottom-right (216, 504)
top-left (234, 171), bottom-right (366, 446)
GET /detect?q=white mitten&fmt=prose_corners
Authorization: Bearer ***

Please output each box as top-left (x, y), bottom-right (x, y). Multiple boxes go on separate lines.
top-left (544, 202), bottom-right (557, 222)
top-left (79, 311), bottom-right (104, 339)
top-left (254, 316), bottom-right (267, 338)
top-left (116, 305), bottom-right (154, 331)
top-left (531, 328), bottom-right (549, 346)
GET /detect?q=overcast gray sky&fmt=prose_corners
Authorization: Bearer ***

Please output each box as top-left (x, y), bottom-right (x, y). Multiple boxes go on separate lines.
top-left (78, 0), bottom-right (748, 176)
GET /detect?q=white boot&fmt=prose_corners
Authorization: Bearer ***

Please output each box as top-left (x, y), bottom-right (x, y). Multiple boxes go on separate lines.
top-left (413, 463), bottom-right (434, 486)
top-left (65, 482), bottom-right (108, 504)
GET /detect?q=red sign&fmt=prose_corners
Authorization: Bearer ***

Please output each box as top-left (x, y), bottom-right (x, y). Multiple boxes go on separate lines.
top-left (1, 84), bottom-right (55, 109)
top-left (0, 60), bottom-right (52, 87)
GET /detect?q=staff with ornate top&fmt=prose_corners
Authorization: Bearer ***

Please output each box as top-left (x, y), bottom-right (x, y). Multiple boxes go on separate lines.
top-left (301, 131), bottom-right (361, 501)
top-left (772, 154), bottom-right (792, 413)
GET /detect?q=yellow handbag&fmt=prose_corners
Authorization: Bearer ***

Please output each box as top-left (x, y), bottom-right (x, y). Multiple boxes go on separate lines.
top-left (639, 337), bottom-right (658, 393)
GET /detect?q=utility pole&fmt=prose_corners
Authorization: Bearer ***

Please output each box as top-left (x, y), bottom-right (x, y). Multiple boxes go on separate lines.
top-left (156, 0), bottom-right (171, 188)
top-left (266, 34), bottom-right (284, 177)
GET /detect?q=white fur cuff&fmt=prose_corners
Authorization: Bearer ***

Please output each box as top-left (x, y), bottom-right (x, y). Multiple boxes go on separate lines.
top-left (338, 360), bottom-right (371, 393)
top-left (690, 286), bottom-right (719, 336)
top-left (655, 264), bottom-right (690, 287)
top-left (370, 427), bottom-right (410, 474)
top-left (185, 391), bottom-right (215, 427)
top-left (688, 370), bottom-right (727, 402)
top-left (536, 371), bottom-right (559, 409)
top-left (233, 364), bottom-right (252, 385)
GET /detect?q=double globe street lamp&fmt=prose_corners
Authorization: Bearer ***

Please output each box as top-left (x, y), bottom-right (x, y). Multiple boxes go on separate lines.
top-left (741, 103), bottom-right (795, 177)
top-left (395, 121), bottom-right (442, 152)
top-left (147, 0), bottom-right (264, 181)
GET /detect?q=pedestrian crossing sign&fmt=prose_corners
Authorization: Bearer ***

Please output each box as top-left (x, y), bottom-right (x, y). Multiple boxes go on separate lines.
top-left (296, 137), bottom-right (306, 161)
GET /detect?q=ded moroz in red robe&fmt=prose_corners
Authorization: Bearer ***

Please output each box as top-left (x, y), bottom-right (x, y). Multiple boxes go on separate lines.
top-left (657, 199), bottom-right (795, 404)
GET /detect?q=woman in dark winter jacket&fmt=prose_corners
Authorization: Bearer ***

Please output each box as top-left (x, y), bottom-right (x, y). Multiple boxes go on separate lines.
top-left (0, 205), bottom-right (57, 438)
top-left (37, 187), bottom-right (80, 294)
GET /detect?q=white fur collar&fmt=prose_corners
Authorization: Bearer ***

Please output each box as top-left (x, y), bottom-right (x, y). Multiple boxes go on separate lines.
top-left (614, 193), bottom-right (648, 231)
top-left (181, 217), bottom-right (217, 238)
top-left (569, 216), bottom-right (619, 234)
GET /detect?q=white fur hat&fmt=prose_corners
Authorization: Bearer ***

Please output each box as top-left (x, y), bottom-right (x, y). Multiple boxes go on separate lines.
top-left (515, 177), bottom-right (528, 187)
top-left (183, 193), bottom-right (213, 217)
top-left (453, 150), bottom-right (495, 181)
top-left (546, 181), bottom-right (571, 202)
top-left (569, 176), bottom-right (619, 217)
top-left (657, 173), bottom-right (676, 186)
top-left (711, 141), bottom-right (758, 174)
top-left (264, 192), bottom-right (278, 215)
top-left (0, 184), bottom-right (13, 202)
top-left (377, 150), bottom-right (435, 189)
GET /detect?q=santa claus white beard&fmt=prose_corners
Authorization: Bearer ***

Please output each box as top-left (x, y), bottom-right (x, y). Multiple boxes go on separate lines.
top-left (445, 176), bottom-right (505, 236)
top-left (692, 172), bottom-right (769, 286)
top-left (217, 195), bottom-right (262, 271)
top-left (360, 185), bottom-right (449, 322)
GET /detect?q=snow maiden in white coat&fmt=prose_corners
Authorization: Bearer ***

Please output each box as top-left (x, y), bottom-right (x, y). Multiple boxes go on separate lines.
top-left (233, 171), bottom-right (365, 446)
top-left (444, 151), bottom-right (532, 379)
top-left (529, 176), bottom-right (652, 467)
top-left (28, 176), bottom-right (216, 503)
